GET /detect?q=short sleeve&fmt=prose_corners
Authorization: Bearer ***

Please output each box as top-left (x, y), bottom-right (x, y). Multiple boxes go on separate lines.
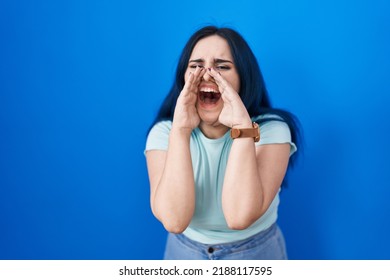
top-left (254, 117), bottom-right (297, 156)
top-left (144, 120), bottom-right (172, 154)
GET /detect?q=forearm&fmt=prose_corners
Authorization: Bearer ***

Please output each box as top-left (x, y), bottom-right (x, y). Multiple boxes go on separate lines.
top-left (152, 128), bottom-right (195, 233)
top-left (222, 136), bottom-right (264, 230)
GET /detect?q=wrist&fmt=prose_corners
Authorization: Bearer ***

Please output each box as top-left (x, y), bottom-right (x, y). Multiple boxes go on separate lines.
top-left (230, 122), bottom-right (260, 142)
top-left (231, 117), bottom-right (253, 129)
top-left (170, 125), bottom-right (193, 138)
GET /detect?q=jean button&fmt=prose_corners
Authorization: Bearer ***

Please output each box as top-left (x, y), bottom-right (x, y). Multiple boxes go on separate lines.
top-left (208, 247), bottom-right (214, 253)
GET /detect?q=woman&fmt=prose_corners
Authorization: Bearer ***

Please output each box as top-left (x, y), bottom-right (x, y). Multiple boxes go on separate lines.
top-left (145, 26), bottom-right (301, 260)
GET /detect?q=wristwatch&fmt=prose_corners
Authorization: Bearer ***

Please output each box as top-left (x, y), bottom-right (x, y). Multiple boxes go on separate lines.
top-left (230, 122), bottom-right (260, 142)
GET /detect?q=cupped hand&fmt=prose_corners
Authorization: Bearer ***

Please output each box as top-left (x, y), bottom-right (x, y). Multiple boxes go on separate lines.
top-left (172, 66), bottom-right (205, 131)
top-left (207, 68), bottom-right (252, 128)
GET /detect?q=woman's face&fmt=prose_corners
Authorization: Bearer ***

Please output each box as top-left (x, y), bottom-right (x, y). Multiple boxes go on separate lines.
top-left (185, 35), bottom-right (240, 126)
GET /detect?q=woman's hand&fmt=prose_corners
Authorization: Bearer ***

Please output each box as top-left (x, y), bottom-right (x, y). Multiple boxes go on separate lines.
top-left (208, 68), bottom-right (252, 128)
top-left (172, 66), bottom-right (205, 132)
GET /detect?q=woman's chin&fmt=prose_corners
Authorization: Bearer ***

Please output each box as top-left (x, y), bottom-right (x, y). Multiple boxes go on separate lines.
top-left (198, 113), bottom-right (222, 127)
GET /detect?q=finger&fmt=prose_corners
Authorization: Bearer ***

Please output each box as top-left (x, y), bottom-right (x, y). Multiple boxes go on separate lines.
top-left (193, 66), bottom-right (205, 83)
top-left (188, 67), bottom-right (205, 91)
top-left (207, 67), bottom-right (229, 92)
top-left (183, 71), bottom-right (195, 91)
top-left (182, 67), bottom-right (205, 97)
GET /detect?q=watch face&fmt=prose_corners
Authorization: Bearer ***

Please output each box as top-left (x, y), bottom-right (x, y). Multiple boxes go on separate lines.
top-left (230, 128), bottom-right (241, 138)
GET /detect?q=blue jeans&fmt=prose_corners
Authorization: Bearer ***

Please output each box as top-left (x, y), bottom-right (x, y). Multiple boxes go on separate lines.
top-left (164, 223), bottom-right (288, 260)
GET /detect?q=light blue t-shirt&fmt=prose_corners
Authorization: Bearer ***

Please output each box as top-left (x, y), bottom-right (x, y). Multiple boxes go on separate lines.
top-left (145, 115), bottom-right (297, 244)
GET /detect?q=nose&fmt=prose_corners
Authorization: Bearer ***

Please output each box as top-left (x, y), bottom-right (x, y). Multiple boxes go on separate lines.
top-left (201, 69), bottom-right (215, 82)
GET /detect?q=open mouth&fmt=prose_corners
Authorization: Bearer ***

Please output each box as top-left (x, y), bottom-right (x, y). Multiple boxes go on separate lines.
top-left (198, 88), bottom-right (221, 105)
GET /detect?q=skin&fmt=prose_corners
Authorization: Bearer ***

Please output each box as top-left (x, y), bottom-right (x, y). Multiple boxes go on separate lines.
top-left (146, 35), bottom-right (291, 233)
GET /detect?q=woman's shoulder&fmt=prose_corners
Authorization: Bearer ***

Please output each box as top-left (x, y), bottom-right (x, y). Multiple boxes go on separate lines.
top-left (253, 114), bottom-right (287, 132)
top-left (252, 114), bottom-right (297, 154)
top-left (148, 120), bottom-right (173, 134)
top-left (145, 120), bottom-right (173, 153)
top-left (252, 113), bottom-right (284, 123)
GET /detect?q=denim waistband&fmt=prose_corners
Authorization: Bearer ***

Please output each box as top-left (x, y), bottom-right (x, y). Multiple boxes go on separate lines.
top-left (178, 223), bottom-right (277, 248)
top-left (165, 223), bottom-right (287, 259)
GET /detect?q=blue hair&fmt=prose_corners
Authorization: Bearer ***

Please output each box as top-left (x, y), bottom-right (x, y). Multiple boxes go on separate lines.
top-left (150, 26), bottom-right (303, 172)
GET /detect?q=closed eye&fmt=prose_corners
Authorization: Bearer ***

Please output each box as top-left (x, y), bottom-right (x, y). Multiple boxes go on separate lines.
top-left (215, 65), bottom-right (231, 70)
top-left (188, 58), bottom-right (233, 70)
top-left (189, 64), bottom-right (204, 69)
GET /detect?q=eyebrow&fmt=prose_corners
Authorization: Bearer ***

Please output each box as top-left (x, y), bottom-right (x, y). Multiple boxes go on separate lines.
top-left (189, 58), bottom-right (234, 64)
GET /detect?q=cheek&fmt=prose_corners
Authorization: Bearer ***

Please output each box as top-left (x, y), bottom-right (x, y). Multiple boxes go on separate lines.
top-left (232, 73), bottom-right (241, 92)
top-left (223, 74), bottom-right (240, 92)
top-left (232, 72), bottom-right (241, 92)
top-left (232, 79), bottom-right (240, 93)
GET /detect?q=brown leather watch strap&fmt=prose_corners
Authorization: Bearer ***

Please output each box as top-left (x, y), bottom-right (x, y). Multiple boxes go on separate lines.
top-left (230, 122), bottom-right (260, 142)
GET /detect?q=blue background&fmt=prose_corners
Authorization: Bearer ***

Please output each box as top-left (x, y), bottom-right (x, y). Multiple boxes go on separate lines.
top-left (1, 0), bottom-right (389, 259)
